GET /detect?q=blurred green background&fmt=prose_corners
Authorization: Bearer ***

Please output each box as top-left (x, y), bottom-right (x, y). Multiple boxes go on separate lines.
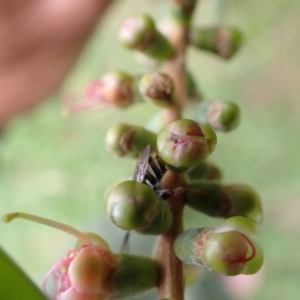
top-left (0, 0), bottom-right (299, 299)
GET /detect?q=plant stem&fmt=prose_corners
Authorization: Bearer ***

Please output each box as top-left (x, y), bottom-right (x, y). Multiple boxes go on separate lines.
top-left (156, 16), bottom-right (190, 300)
top-left (156, 173), bottom-right (185, 300)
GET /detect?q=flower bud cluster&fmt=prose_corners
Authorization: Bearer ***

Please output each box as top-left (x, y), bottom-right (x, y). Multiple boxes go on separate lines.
top-left (2, 3), bottom-right (265, 300)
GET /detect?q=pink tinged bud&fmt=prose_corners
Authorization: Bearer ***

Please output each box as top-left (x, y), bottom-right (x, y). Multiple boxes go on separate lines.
top-left (119, 14), bottom-right (175, 60)
top-left (174, 217), bottom-right (263, 276)
top-left (44, 245), bottom-right (115, 300)
top-left (63, 71), bottom-right (135, 115)
top-left (68, 246), bottom-right (115, 295)
top-left (203, 231), bottom-right (256, 276)
top-left (2, 212), bottom-right (115, 300)
top-left (157, 119), bottom-right (217, 171)
top-left (119, 15), bottom-right (156, 50)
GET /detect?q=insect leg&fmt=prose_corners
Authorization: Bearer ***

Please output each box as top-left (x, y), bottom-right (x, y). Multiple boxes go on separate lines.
top-left (120, 231), bottom-right (132, 253)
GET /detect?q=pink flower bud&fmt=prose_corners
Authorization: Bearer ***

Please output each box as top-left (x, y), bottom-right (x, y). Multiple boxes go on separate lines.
top-left (63, 71), bottom-right (135, 115)
top-left (157, 119), bottom-right (217, 171)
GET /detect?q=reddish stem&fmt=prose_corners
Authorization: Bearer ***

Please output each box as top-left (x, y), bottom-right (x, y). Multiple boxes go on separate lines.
top-left (156, 17), bottom-right (190, 300)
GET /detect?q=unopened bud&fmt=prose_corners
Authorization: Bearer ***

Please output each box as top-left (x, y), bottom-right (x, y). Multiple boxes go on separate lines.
top-left (119, 14), bottom-right (175, 60)
top-left (105, 180), bottom-right (172, 234)
top-left (184, 100), bottom-right (240, 132)
top-left (157, 119), bottom-right (217, 172)
top-left (68, 246), bottom-right (115, 295)
top-left (114, 254), bottom-right (158, 298)
top-left (105, 123), bottom-right (157, 157)
top-left (190, 26), bottom-right (243, 59)
top-left (185, 161), bottom-right (222, 182)
top-left (64, 71), bottom-right (135, 115)
top-left (185, 182), bottom-right (263, 222)
top-left (174, 217), bottom-right (263, 276)
top-left (139, 72), bottom-right (174, 107)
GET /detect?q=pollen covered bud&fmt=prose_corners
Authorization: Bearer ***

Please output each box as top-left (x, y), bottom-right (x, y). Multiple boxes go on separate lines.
top-left (105, 123), bottom-right (157, 157)
top-left (174, 217), bottom-right (263, 276)
top-left (105, 180), bottom-right (172, 234)
top-left (184, 100), bottom-right (240, 132)
top-left (157, 119), bottom-right (217, 172)
top-left (139, 72), bottom-right (174, 107)
top-left (189, 26), bottom-right (243, 59)
top-left (119, 14), bottom-right (175, 60)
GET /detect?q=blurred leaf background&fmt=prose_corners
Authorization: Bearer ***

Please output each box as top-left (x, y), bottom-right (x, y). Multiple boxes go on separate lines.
top-left (0, 0), bottom-right (299, 299)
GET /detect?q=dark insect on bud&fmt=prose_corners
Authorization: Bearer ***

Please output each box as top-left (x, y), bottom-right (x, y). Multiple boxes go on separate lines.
top-left (134, 145), bottom-right (182, 200)
top-left (121, 145), bottom-right (182, 252)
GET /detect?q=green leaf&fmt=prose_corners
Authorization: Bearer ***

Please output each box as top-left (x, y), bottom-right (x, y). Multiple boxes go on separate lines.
top-left (0, 247), bottom-right (47, 300)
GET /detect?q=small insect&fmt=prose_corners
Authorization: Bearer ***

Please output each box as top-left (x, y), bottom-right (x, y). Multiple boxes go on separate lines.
top-left (133, 145), bottom-right (176, 199)
top-left (121, 145), bottom-right (181, 252)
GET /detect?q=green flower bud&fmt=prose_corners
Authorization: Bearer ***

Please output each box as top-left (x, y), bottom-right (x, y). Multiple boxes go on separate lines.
top-left (225, 185), bottom-right (263, 223)
top-left (119, 14), bottom-right (175, 60)
top-left (189, 26), bottom-right (243, 59)
top-left (105, 180), bottom-right (172, 234)
top-left (139, 72), bottom-right (174, 107)
top-left (174, 217), bottom-right (263, 276)
top-left (185, 161), bottom-right (222, 182)
top-left (184, 100), bottom-right (240, 132)
top-left (203, 231), bottom-right (249, 275)
top-left (113, 254), bottom-right (158, 298)
top-left (105, 123), bottom-right (157, 157)
top-left (185, 182), bottom-right (263, 222)
top-left (185, 182), bottom-right (235, 218)
top-left (157, 119), bottom-right (217, 172)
